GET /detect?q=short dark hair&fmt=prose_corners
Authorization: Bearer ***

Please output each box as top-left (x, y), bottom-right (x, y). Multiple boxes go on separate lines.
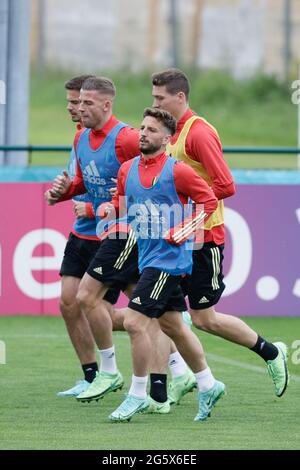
top-left (64, 74), bottom-right (95, 91)
top-left (152, 68), bottom-right (190, 99)
top-left (81, 76), bottom-right (116, 98)
top-left (143, 107), bottom-right (176, 135)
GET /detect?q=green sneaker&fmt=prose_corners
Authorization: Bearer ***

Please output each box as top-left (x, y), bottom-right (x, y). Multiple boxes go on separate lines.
top-left (109, 394), bottom-right (149, 422)
top-left (194, 380), bottom-right (225, 422)
top-left (57, 380), bottom-right (90, 397)
top-left (168, 369), bottom-right (197, 405)
top-left (182, 311), bottom-right (192, 329)
top-left (143, 396), bottom-right (170, 414)
top-left (267, 342), bottom-right (289, 397)
top-left (76, 370), bottom-right (124, 402)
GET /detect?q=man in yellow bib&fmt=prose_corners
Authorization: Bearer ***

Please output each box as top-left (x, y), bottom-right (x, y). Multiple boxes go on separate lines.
top-left (150, 68), bottom-right (289, 402)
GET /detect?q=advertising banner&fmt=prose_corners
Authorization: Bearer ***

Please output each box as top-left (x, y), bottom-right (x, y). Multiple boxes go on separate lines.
top-left (0, 183), bottom-right (299, 316)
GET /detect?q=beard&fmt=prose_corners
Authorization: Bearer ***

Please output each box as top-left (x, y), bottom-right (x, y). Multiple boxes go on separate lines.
top-left (81, 117), bottom-right (94, 128)
top-left (139, 141), bottom-right (162, 155)
top-left (70, 113), bottom-right (80, 122)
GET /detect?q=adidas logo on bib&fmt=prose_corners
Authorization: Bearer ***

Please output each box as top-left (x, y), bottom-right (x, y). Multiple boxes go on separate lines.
top-left (82, 160), bottom-right (106, 185)
top-left (131, 297), bottom-right (142, 305)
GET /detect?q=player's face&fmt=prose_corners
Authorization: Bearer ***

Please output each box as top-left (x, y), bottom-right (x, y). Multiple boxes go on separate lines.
top-left (79, 89), bottom-right (112, 129)
top-left (139, 116), bottom-right (170, 155)
top-left (66, 90), bottom-right (81, 122)
top-left (152, 85), bottom-right (182, 120)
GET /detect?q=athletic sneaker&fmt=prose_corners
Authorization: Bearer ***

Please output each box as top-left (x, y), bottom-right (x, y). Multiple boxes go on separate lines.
top-left (168, 368), bottom-right (197, 405)
top-left (267, 342), bottom-right (289, 397)
top-left (76, 370), bottom-right (124, 402)
top-left (182, 311), bottom-right (192, 329)
top-left (194, 380), bottom-right (226, 422)
top-left (57, 380), bottom-right (90, 397)
top-left (143, 396), bottom-right (170, 414)
top-left (109, 394), bottom-right (149, 422)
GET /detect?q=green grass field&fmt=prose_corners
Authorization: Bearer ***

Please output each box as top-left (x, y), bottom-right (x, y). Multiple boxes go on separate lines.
top-left (29, 69), bottom-right (298, 169)
top-left (1, 316), bottom-right (299, 450)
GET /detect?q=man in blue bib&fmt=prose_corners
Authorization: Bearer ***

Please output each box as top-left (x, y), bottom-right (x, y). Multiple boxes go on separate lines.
top-left (45, 75), bottom-right (120, 397)
top-left (107, 107), bottom-right (226, 422)
top-left (45, 77), bottom-right (140, 402)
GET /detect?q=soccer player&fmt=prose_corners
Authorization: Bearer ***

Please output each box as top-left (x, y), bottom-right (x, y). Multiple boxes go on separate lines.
top-left (151, 68), bottom-right (289, 400)
top-left (108, 107), bottom-right (225, 422)
top-left (45, 76), bottom-right (141, 402)
top-left (45, 75), bottom-right (122, 397)
top-left (47, 77), bottom-right (195, 407)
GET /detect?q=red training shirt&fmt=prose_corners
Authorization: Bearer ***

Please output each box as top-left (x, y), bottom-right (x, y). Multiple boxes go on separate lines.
top-left (172, 108), bottom-right (235, 244)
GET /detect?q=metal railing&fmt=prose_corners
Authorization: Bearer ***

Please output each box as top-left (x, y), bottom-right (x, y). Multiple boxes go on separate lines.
top-left (1, 145), bottom-right (300, 166)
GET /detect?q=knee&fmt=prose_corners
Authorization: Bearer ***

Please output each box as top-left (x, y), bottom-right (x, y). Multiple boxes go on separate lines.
top-left (60, 296), bottom-right (79, 320)
top-left (110, 308), bottom-right (125, 331)
top-left (104, 302), bottom-right (123, 331)
top-left (123, 316), bottom-right (141, 337)
top-left (159, 319), bottom-right (181, 340)
top-left (76, 287), bottom-right (92, 311)
top-left (191, 313), bottom-right (219, 333)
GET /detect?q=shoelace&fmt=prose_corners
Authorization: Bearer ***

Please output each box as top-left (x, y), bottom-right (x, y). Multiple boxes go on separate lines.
top-left (268, 362), bottom-right (280, 378)
top-left (119, 395), bottom-right (143, 413)
top-left (116, 395), bottom-right (135, 413)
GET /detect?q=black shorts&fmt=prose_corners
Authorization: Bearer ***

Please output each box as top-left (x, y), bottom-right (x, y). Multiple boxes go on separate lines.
top-left (181, 242), bottom-right (225, 310)
top-left (128, 267), bottom-right (187, 319)
top-left (60, 233), bottom-right (100, 278)
top-left (86, 231), bottom-right (139, 291)
top-left (60, 232), bottom-right (120, 305)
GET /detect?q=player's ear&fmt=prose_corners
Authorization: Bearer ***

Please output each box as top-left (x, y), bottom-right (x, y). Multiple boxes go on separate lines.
top-left (177, 91), bottom-right (185, 102)
top-left (163, 134), bottom-right (171, 146)
top-left (103, 99), bottom-right (112, 112)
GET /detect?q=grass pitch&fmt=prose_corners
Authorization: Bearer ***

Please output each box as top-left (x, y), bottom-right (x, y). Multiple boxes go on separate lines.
top-left (0, 316), bottom-right (299, 450)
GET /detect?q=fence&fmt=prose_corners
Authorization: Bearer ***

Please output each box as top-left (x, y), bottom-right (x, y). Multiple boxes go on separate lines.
top-left (0, 145), bottom-right (300, 166)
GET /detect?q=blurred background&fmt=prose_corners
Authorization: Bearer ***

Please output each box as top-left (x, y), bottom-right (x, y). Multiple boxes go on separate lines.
top-left (0, 0), bottom-right (300, 168)
top-left (30, 0), bottom-right (300, 78)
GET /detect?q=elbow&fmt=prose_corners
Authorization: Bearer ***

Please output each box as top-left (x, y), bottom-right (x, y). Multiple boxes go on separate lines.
top-left (206, 197), bottom-right (218, 217)
top-left (227, 182), bottom-right (236, 197)
top-left (215, 182), bottom-right (236, 200)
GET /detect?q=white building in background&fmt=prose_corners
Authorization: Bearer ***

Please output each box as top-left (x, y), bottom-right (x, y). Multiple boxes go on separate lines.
top-left (31, 0), bottom-right (300, 78)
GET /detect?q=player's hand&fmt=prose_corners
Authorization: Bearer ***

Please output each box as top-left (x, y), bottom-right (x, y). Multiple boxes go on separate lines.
top-left (165, 212), bottom-right (206, 246)
top-left (108, 178), bottom-right (117, 196)
top-left (98, 202), bottom-right (116, 220)
top-left (44, 189), bottom-right (60, 206)
top-left (73, 201), bottom-right (88, 218)
top-left (51, 170), bottom-right (71, 196)
top-left (164, 228), bottom-right (185, 246)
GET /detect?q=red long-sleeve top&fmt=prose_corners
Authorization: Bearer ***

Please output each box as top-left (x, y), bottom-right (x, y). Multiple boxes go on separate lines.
top-left (173, 109), bottom-right (235, 244)
top-left (59, 115), bottom-right (140, 200)
top-left (99, 152), bottom-right (217, 241)
top-left (72, 124), bottom-right (94, 220)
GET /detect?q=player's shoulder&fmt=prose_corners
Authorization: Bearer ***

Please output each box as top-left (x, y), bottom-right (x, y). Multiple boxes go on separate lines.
top-left (117, 126), bottom-right (140, 157)
top-left (119, 126), bottom-right (139, 140)
top-left (190, 115), bottom-right (216, 131)
top-left (120, 157), bottom-right (137, 171)
top-left (188, 116), bottom-right (221, 149)
top-left (73, 127), bottom-right (86, 147)
top-left (173, 158), bottom-right (193, 173)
